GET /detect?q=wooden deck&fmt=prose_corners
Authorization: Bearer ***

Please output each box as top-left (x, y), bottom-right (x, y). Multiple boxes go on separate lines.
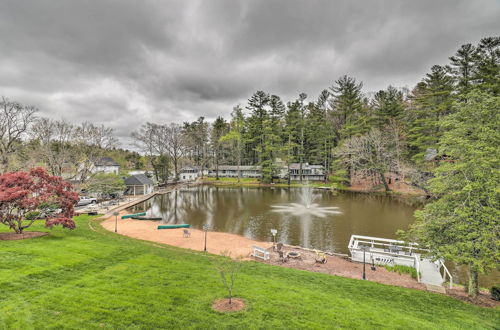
top-left (348, 235), bottom-right (453, 289)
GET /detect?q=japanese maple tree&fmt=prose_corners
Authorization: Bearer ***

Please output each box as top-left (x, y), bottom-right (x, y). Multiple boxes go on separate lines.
top-left (0, 167), bottom-right (79, 234)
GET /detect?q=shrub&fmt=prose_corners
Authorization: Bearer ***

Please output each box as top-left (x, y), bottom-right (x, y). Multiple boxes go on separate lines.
top-left (491, 285), bottom-right (500, 301)
top-left (384, 265), bottom-right (418, 279)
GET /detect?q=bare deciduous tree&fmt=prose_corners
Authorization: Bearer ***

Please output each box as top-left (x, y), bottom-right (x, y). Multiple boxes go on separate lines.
top-left (336, 125), bottom-right (405, 192)
top-left (74, 122), bottom-right (117, 183)
top-left (132, 122), bottom-right (170, 182)
top-left (213, 251), bottom-right (243, 305)
top-left (0, 97), bottom-right (38, 173)
top-left (32, 118), bottom-right (76, 177)
top-left (165, 123), bottom-right (188, 181)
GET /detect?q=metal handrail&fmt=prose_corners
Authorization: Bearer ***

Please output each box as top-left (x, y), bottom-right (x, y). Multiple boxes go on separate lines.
top-left (438, 260), bottom-right (453, 289)
top-left (415, 257), bottom-right (420, 283)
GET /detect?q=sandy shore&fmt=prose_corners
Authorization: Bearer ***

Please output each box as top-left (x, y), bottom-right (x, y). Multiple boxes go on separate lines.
top-left (101, 212), bottom-right (272, 258)
top-left (100, 212), bottom-right (422, 289)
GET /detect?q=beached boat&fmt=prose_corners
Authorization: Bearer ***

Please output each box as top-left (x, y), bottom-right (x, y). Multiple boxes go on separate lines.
top-left (131, 216), bottom-right (162, 220)
top-left (157, 224), bottom-right (190, 229)
top-left (121, 212), bottom-right (146, 219)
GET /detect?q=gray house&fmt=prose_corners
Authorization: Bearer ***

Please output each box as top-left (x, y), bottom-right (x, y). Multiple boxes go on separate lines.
top-left (124, 174), bottom-right (154, 195)
top-left (288, 163), bottom-right (325, 181)
top-left (208, 165), bottom-right (262, 178)
top-left (93, 156), bottom-right (120, 175)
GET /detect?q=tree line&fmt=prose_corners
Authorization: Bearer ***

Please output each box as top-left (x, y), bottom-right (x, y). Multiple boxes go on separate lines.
top-left (130, 37), bottom-right (498, 189)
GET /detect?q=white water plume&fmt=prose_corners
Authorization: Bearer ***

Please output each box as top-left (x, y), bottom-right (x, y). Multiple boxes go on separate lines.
top-left (271, 186), bottom-right (341, 218)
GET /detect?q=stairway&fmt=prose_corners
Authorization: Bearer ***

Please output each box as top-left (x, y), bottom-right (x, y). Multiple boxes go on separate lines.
top-left (419, 258), bottom-right (444, 286)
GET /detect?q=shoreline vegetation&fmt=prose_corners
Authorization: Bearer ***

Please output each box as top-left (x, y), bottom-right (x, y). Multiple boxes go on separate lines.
top-left (0, 215), bottom-right (498, 329)
top-left (199, 177), bottom-right (428, 200)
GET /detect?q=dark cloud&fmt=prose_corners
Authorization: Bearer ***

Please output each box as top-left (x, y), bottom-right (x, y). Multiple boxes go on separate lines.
top-left (0, 0), bottom-right (498, 145)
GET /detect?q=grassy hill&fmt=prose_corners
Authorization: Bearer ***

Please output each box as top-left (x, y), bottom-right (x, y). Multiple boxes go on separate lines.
top-left (0, 216), bottom-right (498, 329)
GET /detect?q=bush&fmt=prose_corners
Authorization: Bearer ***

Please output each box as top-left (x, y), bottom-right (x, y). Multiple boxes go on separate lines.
top-left (24, 211), bottom-right (41, 220)
top-left (491, 285), bottom-right (500, 301)
top-left (384, 265), bottom-right (418, 279)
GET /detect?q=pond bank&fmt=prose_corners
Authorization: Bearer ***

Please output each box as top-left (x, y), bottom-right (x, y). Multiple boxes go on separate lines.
top-left (99, 213), bottom-right (498, 307)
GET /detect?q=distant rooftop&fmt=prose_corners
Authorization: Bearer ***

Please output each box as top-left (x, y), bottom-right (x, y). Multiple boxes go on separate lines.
top-left (124, 174), bottom-right (154, 186)
top-left (95, 156), bottom-right (119, 167)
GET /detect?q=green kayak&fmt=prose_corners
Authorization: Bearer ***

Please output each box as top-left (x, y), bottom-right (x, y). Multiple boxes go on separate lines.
top-left (157, 224), bottom-right (190, 229)
top-left (131, 216), bottom-right (163, 221)
top-left (121, 212), bottom-right (146, 219)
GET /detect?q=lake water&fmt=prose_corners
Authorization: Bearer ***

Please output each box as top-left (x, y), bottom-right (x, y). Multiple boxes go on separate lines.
top-left (127, 185), bottom-right (497, 287)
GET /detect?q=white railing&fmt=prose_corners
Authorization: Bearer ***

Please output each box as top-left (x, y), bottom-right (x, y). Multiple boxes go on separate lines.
top-left (415, 257), bottom-right (420, 283)
top-left (348, 234), bottom-right (429, 255)
top-left (438, 260), bottom-right (453, 289)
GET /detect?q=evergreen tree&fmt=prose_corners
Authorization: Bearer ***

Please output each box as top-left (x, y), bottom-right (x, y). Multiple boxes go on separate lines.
top-left (220, 106), bottom-right (245, 182)
top-left (329, 75), bottom-right (368, 140)
top-left (405, 91), bottom-right (500, 297)
top-left (283, 99), bottom-right (302, 185)
top-left (329, 76), bottom-right (367, 182)
top-left (407, 65), bottom-right (454, 164)
top-left (211, 117), bottom-right (229, 180)
top-left (449, 43), bottom-right (477, 99)
top-left (183, 117), bottom-right (210, 172)
top-left (245, 91), bottom-right (269, 164)
top-left (474, 36), bottom-right (500, 96)
top-left (371, 86), bottom-right (406, 128)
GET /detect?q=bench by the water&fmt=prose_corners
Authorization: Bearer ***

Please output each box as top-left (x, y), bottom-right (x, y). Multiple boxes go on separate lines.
top-left (252, 246), bottom-right (270, 260)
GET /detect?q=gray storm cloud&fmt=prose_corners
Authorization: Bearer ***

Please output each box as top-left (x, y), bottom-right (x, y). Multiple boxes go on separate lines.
top-left (0, 0), bottom-right (498, 144)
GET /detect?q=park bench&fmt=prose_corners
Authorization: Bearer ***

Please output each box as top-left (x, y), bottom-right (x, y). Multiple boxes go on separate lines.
top-left (252, 245), bottom-right (270, 261)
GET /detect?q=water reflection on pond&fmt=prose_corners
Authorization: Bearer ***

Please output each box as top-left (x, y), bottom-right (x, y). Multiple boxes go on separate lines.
top-left (127, 185), bottom-right (497, 287)
top-left (128, 186), bottom-right (416, 253)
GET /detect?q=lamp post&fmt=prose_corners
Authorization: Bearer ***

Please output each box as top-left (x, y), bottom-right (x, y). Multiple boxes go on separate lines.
top-left (203, 224), bottom-right (209, 252)
top-left (271, 229), bottom-right (277, 250)
top-left (360, 245), bottom-right (370, 280)
top-left (113, 211), bottom-right (119, 233)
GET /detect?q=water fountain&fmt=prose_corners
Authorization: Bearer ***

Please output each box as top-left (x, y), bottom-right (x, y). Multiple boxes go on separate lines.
top-left (270, 186), bottom-right (341, 218)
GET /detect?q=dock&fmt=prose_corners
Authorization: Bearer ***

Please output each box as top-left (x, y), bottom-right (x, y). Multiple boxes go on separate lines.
top-left (348, 235), bottom-right (452, 289)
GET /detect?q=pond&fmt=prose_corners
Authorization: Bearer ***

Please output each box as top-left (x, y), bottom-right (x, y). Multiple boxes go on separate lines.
top-left (127, 185), bottom-right (497, 287)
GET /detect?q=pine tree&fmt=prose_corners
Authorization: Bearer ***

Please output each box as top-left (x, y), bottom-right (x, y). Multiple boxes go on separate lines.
top-left (449, 43), bottom-right (477, 99)
top-left (220, 106), bottom-right (245, 182)
top-left (284, 99), bottom-right (302, 185)
top-left (245, 91), bottom-right (270, 164)
top-left (371, 86), bottom-right (406, 128)
top-left (329, 75), bottom-right (368, 140)
top-left (406, 91), bottom-right (500, 297)
top-left (407, 65), bottom-right (454, 164)
top-left (474, 36), bottom-right (500, 96)
top-left (211, 117), bottom-right (229, 180)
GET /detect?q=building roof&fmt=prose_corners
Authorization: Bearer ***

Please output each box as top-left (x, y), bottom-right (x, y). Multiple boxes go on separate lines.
top-left (211, 165), bottom-right (261, 171)
top-left (95, 156), bottom-right (119, 167)
top-left (124, 174), bottom-right (154, 186)
top-left (180, 166), bottom-right (201, 172)
top-left (289, 163), bottom-right (324, 170)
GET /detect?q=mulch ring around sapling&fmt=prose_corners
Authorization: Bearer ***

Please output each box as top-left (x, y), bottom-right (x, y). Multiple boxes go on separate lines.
top-left (0, 231), bottom-right (48, 240)
top-left (212, 298), bottom-right (246, 312)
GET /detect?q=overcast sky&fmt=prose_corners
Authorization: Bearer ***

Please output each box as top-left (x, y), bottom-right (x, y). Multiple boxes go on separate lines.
top-left (1, 0), bottom-right (499, 146)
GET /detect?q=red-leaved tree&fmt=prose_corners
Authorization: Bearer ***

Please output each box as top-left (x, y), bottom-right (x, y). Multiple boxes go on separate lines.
top-left (0, 167), bottom-right (79, 234)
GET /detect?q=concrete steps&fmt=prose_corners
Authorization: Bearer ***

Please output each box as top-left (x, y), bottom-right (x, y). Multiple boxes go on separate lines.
top-left (420, 258), bottom-right (444, 286)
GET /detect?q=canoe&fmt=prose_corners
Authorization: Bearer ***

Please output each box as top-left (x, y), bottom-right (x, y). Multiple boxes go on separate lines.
top-left (157, 224), bottom-right (190, 229)
top-left (121, 212), bottom-right (146, 219)
top-left (131, 216), bottom-right (163, 221)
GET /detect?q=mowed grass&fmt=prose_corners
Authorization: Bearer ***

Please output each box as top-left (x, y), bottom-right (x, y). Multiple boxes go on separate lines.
top-left (0, 216), bottom-right (498, 329)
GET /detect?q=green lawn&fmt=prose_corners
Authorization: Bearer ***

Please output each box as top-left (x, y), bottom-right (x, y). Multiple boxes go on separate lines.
top-left (0, 216), bottom-right (498, 329)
